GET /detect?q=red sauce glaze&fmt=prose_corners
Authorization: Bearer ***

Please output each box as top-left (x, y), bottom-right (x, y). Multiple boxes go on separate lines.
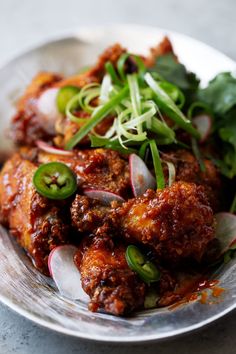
top-left (169, 277), bottom-right (225, 310)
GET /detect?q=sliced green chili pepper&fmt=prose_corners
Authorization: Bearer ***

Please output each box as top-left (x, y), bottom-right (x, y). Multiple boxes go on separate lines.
top-left (125, 245), bottom-right (160, 284)
top-left (33, 162), bottom-right (77, 200)
top-left (57, 86), bottom-right (80, 114)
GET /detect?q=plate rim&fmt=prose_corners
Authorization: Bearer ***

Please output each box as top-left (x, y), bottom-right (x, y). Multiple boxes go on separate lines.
top-left (1, 23), bottom-right (236, 343)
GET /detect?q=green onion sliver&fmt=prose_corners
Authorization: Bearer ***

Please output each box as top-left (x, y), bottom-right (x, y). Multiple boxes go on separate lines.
top-left (117, 108), bottom-right (147, 147)
top-left (99, 74), bottom-right (112, 104)
top-left (127, 74), bottom-right (141, 117)
top-left (105, 62), bottom-right (122, 86)
top-left (139, 140), bottom-right (149, 160)
top-left (117, 53), bottom-right (146, 82)
top-left (144, 73), bottom-right (200, 139)
top-left (123, 104), bottom-right (156, 129)
top-left (78, 83), bottom-right (101, 114)
top-left (149, 117), bottom-right (176, 141)
top-left (65, 85), bottom-right (129, 150)
top-left (149, 139), bottom-right (165, 189)
top-left (164, 161), bottom-right (176, 187)
top-left (191, 138), bottom-right (206, 172)
top-left (159, 81), bottom-right (185, 109)
top-left (230, 193), bottom-right (236, 213)
top-left (187, 101), bottom-right (212, 120)
top-left (66, 92), bottom-right (88, 124)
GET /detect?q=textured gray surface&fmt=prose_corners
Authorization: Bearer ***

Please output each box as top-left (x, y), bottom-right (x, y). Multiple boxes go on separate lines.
top-left (1, 0), bottom-right (236, 353)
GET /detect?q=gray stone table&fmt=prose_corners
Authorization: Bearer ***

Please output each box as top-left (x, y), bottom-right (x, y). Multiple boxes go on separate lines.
top-left (0, 0), bottom-right (236, 352)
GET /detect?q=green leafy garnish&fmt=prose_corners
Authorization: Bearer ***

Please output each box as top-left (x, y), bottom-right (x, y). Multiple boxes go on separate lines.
top-left (198, 72), bottom-right (236, 178)
top-left (149, 53), bottom-right (200, 103)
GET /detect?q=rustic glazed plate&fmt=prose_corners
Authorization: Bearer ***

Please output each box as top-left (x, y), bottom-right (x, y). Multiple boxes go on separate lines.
top-left (0, 25), bottom-right (236, 343)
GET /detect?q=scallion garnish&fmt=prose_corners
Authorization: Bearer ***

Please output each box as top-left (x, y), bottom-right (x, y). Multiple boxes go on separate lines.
top-left (65, 57), bottom-right (203, 185)
top-left (65, 85), bottom-right (129, 150)
top-left (117, 53), bottom-right (146, 81)
top-left (138, 140), bottom-right (149, 160)
top-left (127, 74), bottom-right (141, 117)
top-left (144, 73), bottom-right (200, 138)
top-left (149, 140), bottom-right (165, 189)
top-left (191, 137), bottom-right (206, 172)
top-left (164, 161), bottom-right (176, 187)
top-left (230, 193), bottom-right (236, 213)
top-left (159, 81), bottom-right (185, 109)
top-left (99, 74), bottom-right (112, 104)
top-left (105, 62), bottom-right (121, 86)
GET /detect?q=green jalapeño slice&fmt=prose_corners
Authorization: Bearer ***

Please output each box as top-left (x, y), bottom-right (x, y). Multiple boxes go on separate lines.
top-left (33, 162), bottom-right (77, 200)
top-left (56, 85), bottom-right (80, 114)
top-left (125, 245), bottom-right (160, 284)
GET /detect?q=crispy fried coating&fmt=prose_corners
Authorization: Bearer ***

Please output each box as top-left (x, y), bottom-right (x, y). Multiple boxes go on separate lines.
top-left (38, 148), bottom-right (130, 196)
top-left (162, 150), bottom-right (221, 211)
top-left (70, 181), bottom-right (215, 265)
top-left (10, 44), bottom-right (126, 147)
top-left (145, 36), bottom-right (175, 67)
top-left (75, 235), bottom-right (146, 315)
top-left (71, 195), bottom-right (110, 233)
top-left (11, 73), bottom-right (62, 145)
top-left (10, 38), bottom-right (175, 147)
top-left (0, 153), bottom-right (70, 274)
top-left (117, 182), bottom-right (214, 264)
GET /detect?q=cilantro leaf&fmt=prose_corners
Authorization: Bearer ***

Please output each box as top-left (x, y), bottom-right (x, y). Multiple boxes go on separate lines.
top-left (149, 54), bottom-right (200, 98)
top-left (197, 72), bottom-right (236, 178)
top-left (198, 73), bottom-right (236, 116)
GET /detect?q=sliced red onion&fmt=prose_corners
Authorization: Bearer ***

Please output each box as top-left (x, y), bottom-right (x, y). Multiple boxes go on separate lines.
top-left (129, 153), bottom-right (156, 197)
top-left (215, 212), bottom-right (236, 254)
top-left (48, 245), bottom-right (89, 301)
top-left (193, 114), bottom-right (212, 143)
top-left (83, 189), bottom-right (125, 205)
top-left (36, 140), bottom-right (74, 156)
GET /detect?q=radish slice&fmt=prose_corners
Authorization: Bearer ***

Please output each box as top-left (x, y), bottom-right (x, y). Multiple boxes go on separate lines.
top-left (193, 114), bottom-right (212, 142)
top-left (129, 153), bottom-right (156, 197)
top-left (48, 245), bottom-right (89, 301)
top-left (215, 212), bottom-right (236, 254)
top-left (36, 140), bottom-right (74, 156)
top-left (83, 189), bottom-right (125, 205)
top-left (37, 88), bottom-right (59, 117)
top-left (37, 88), bottom-right (61, 133)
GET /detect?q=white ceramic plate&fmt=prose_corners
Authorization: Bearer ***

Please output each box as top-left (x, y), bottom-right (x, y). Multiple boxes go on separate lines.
top-left (0, 24), bottom-right (236, 343)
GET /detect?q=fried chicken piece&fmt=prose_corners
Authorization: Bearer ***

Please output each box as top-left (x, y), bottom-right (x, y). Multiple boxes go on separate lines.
top-left (71, 195), bottom-right (110, 233)
top-left (162, 150), bottom-right (221, 211)
top-left (10, 38), bottom-right (175, 147)
top-left (75, 235), bottom-right (146, 315)
top-left (11, 72), bottom-right (62, 145)
top-left (71, 181), bottom-right (215, 265)
top-left (56, 43), bottom-right (126, 87)
top-left (116, 182), bottom-right (214, 264)
top-left (145, 36), bottom-right (175, 67)
top-left (10, 44), bottom-right (126, 147)
top-left (38, 148), bottom-right (130, 196)
top-left (0, 153), bottom-right (71, 274)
